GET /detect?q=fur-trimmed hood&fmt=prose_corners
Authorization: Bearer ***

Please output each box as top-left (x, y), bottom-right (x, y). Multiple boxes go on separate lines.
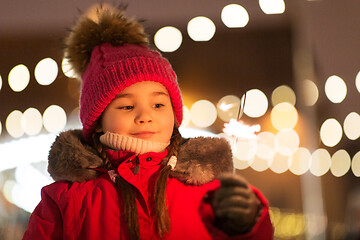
top-left (48, 130), bottom-right (234, 186)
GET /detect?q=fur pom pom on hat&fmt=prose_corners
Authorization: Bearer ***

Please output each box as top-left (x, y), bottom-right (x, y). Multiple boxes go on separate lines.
top-left (64, 6), bottom-right (183, 141)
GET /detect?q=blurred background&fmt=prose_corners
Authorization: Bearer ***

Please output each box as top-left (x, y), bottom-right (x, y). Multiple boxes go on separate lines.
top-left (0, 0), bottom-right (360, 239)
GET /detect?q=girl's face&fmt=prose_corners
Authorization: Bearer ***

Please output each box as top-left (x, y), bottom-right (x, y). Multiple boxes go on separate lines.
top-left (99, 81), bottom-right (175, 143)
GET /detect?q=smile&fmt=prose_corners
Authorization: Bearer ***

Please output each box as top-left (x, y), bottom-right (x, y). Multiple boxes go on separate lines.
top-left (132, 131), bottom-right (156, 139)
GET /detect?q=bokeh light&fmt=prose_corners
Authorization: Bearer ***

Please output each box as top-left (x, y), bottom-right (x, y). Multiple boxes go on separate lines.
top-left (6, 110), bottom-right (24, 138)
top-left (14, 164), bottom-right (53, 212)
top-left (320, 118), bottom-right (343, 147)
top-left (21, 108), bottom-right (43, 136)
top-left (250, 155), bottom-right (269, 172)
top-left (3, 180), bottom-right (16, 204)
top-left (187, 16), bottom-right (216, 41)
top-left (221, 4), bottom-right (249, 28)
top-left (233, 157), bottom-right (250, 170)
top-left (271, 85), bottom-right (296, 107)
top-left (352, 151), bottom-right (360, 177)
top-left (62, 58), bottom-right (77, 78)
top-left (271, 102), bottom-right (298, 130)
top-left (289, 147), bottom-right (311, 175)
top-left (244, 89), bottom-right (268, 118)
top-left (310, 148), bottom-right (331, 176)
top-left (43, 105), bottom-right (67, 133)
top-left (0, 74), bottom-right (2, 91)
top-left (0, 121), bottom-right (2, 135)
top-left (356, 71), bottom-right (360, 94)
top-left (217, 95), bottom-right (241, 122)
top-left (154, 26), bottom-right (182, 52)
top-left (259, 0), bottom-right (285, 14)
top-left (234, 138), bottom-right (257, 161)
top-left (8, 64), bottom-right (30, 92)
top-left (256, 131), bottom-right (277, 160)
top-left (330, 150), bottom-right (351, 177)
top-left (269, 153), bottom-right (289, 174)
top-left (325, 75), bottom-right (347, 103)
top-left (190, 100), bottom-right (217, 127)
top-left (276, 128), bottom-right (300, 156)
top-left (301, 79), bottom-right (319, 106)
top-left (34, 57), bottom-right (58, 85)
top-left (181, 106), bottom-right (191, 127)
top-left (343, 112), bottom-right (360, 140)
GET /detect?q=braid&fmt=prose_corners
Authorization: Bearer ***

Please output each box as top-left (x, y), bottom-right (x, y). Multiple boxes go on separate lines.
top-left (91, 132), bottom-right (140, 240)
top-left (154, 127), bottom-right (182, 237)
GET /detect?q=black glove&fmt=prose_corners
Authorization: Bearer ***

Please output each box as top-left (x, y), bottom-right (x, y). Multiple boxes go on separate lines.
top-left (212, 173), bottom-right (261, 235)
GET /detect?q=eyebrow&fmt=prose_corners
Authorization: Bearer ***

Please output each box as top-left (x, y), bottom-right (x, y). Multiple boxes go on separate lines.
top-left (115, 91), bottom-right (169, 99)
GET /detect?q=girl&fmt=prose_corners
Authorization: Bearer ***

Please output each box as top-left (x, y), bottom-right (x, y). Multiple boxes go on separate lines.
top-left (23, 6), bottom-right (273, 240)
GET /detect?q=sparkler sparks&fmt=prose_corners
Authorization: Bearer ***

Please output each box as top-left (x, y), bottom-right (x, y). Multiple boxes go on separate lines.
top-left (223, 118), bottom-right (260, 139)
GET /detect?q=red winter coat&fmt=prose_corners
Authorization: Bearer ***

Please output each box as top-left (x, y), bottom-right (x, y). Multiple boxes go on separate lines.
top-left (23, 130), bottom-right (273, 240)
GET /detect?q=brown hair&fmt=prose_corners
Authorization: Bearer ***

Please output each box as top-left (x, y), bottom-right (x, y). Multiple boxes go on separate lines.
top-left (91, 127), bottom-right (182, 239)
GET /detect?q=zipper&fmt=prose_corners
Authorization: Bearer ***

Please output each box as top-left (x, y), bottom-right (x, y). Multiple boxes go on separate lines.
top-left (133, 156), bottom-right (140, 174)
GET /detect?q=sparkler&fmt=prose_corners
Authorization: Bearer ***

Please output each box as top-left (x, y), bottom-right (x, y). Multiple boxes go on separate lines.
top-left (221, 93), bottom-right (261, 152)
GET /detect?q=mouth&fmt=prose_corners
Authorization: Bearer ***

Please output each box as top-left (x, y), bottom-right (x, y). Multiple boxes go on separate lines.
top-left (131, 131), bottom-right (156, 139)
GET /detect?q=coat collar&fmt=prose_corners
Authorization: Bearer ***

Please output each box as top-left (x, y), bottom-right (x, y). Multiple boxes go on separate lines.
top-left (48, 129), bottom-right (234, 186)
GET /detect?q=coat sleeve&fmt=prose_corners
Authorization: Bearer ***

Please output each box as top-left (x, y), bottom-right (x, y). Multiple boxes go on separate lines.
top-left (23, 185), bottom-right (64, 240)
top-left (199, 180), bottom-right (274, 240)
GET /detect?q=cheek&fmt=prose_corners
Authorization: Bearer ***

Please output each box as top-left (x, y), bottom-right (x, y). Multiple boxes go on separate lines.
top-left (162, 115), bottom-right (175, 138)
top-left (101, 111), bottom-right (128, 133)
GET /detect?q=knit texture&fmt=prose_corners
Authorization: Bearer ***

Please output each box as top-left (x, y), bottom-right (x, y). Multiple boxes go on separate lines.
top-left (80, 43), bottom-right (183, 141)
top-left (99, 131), bottom-right (170, 155)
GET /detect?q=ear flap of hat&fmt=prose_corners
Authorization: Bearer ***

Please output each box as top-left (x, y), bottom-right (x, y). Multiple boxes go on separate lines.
top-left (64, 5), bottom-right (149, 77)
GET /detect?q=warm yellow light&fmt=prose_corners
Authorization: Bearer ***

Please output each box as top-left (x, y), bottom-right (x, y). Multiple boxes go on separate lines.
top-left (330, 150), bottom-right (351, 177)
top-left (356, 71), bottom-right (360, 94)
top-left (3, 180), bottom-right (16, 204)
top-left (187, 16), bottom-right (216, 41)
top-left (244, 89), bottom-right (268, 118)
top-left (221, 4), bottom-right (249, 28)
top-left (154, 26), bottom-right (182, 52)
top-left (190, 100), bottom-right (217, 128)
top-left (343, 112), bottom-right (360, 140)
top-left (269, 153), bottom-right (289, 174)
top-left (271, 103), bottom-right (298, 130)
top-left (0, 74), bottom-right (2, 91)
top-left (301, 79), bottom-right (319, 106)
top-left (310, 148), bottom-right (331, 176)
top-left (180, 106), bottom-right (191, 127)
top-left (352, 151), bottom-right (360, 177)
top-left (217, 95), bottom-right (240, 122)
top-left (21, 108), bottom-right (43, 136)
top-left (233, 138), bottom-right (257, 161)
top-left (233, 157), bottom-right (250, 170)
top-left (276, 128), bottom-right (299, 156)
top-left (320, 118), bottom-right (342, 147)
top-left (43, 105), bottom-right (67, 133)
top-left (8, 64), bottom-right (30, 92)
top-left (325, 75), bottom-right (347, 103)
top-left (6, 110), bottom-right (24, 138)
top-left (34, 58), bottom-right (58, 85)
top-left (62, 58), bottom-right (77, 78)
top-left (271, 85), bottom-right (296, 107)
top-left (256, 131), bottom-right (277, 160)
top-left (289, 147), bottom-right (311, 175)
top-left (259, 0), bottom-right (285, 14)
top-left (250, 155), bottom-right (269, 172)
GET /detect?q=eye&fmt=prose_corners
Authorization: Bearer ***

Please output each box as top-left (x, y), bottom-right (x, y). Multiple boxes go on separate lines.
top-left (154, 103), bottom-right (165, 109)
top-left (119, 106), bottom-right (134, 110)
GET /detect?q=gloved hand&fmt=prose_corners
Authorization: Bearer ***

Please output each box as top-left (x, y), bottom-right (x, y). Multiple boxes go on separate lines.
top-left (212, 173), bottom-right (261, 235)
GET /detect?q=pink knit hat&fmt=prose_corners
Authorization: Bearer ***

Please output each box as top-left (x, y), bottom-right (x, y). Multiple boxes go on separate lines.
top-left (64, 7), bottom-right (183, 141)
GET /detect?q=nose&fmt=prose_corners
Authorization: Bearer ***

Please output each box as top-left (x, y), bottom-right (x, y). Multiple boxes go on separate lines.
top-left (135, 109), bottom-right (153, 124)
